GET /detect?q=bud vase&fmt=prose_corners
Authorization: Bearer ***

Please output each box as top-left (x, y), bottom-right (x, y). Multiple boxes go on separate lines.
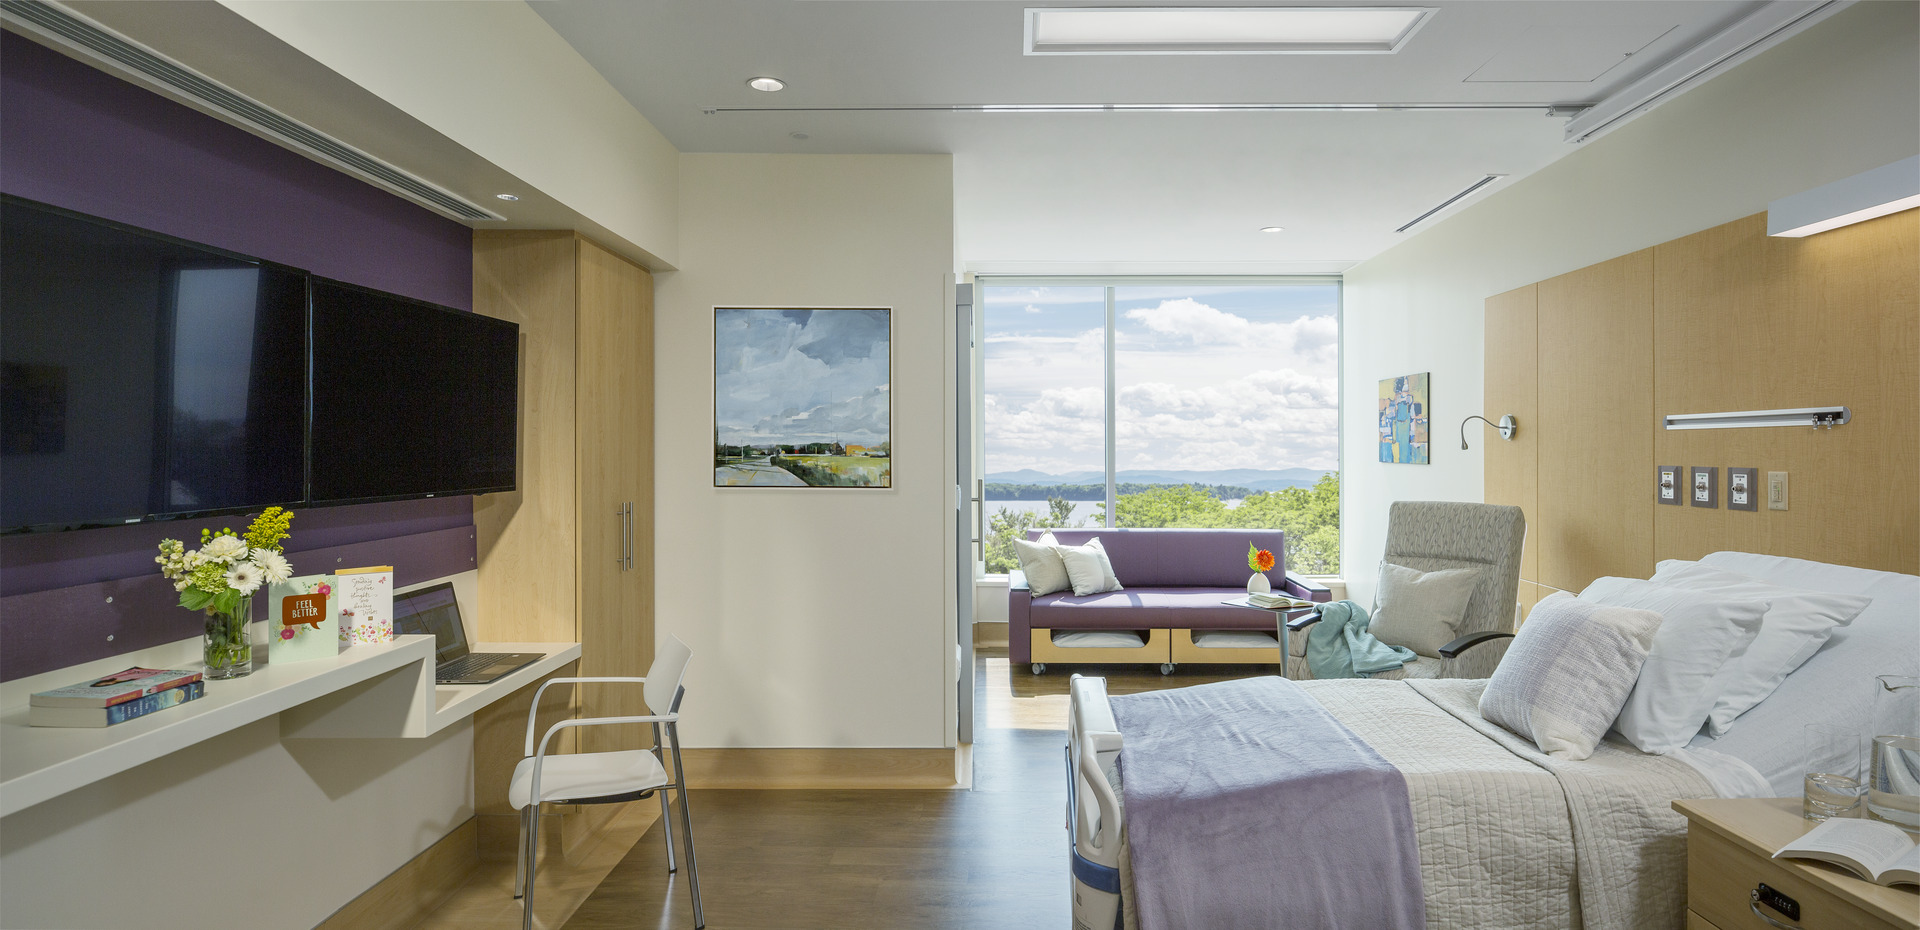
top-left (1247, 572), bottom-right (1272, 595)
top-left (203, 600), bottom-right (254, 679)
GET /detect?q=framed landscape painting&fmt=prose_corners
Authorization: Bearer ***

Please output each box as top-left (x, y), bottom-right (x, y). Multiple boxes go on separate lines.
top-left (1378, 372), bottom-right (1429, 464)
top-left (713, 307), bottom-right (892, 488)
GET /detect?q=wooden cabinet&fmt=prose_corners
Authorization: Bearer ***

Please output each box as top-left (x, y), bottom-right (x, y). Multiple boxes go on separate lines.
top-left (1674, 798), bottom-right (1920, 930)
top-left (471, 231), bottom-right (654, 846)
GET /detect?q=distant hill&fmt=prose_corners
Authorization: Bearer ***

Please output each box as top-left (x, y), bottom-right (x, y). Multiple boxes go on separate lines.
top-left (984, 468), bottom-right (1334, 496)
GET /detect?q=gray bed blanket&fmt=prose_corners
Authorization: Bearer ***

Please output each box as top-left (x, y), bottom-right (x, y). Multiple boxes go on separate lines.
top-left (1108, 677), bottom-right (1426, 930)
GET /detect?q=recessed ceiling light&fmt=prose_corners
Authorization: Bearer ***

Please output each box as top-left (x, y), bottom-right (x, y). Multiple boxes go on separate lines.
top-left (495, 193), bottom-right (519, 201)
top-left (1026, 7), bottom-right (1434, 55)
top-left (1260, 226), bottom-right (1285, 233)
top-left (747, 76), bottom-right (786, 92)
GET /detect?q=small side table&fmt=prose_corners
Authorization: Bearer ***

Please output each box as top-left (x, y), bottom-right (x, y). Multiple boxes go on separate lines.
top-left (1672, 797), bottom-right (1920, 930)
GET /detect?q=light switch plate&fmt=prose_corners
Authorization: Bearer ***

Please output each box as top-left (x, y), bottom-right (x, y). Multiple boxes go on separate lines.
top-left (1657, 465), bottom-right (1682, 505)
top-left (1767, 471), bottom-right (1789, 510)
top-left (1689, 466), bottom-right (1718, 508)
top-left (1727, 467), bottom-right (1758, 511)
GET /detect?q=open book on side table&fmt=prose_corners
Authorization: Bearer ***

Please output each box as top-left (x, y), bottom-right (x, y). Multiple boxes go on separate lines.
top-left (1774, 818), bottom-right (1920, 888)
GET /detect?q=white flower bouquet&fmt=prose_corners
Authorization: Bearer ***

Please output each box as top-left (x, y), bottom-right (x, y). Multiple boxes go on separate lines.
top-left (156, 506), bottom-right (295, 678)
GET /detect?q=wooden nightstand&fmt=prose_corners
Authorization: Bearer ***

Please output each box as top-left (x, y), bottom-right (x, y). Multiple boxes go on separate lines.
top-left (1673, 798), bottom-right (1920, 930)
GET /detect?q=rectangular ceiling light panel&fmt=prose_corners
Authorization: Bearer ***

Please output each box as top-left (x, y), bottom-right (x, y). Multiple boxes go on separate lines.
top-left (1026, 7), bottom-right (1434, 55)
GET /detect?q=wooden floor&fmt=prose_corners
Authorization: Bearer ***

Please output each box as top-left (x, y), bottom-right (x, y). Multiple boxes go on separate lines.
top-left (560, 651), bottom-right (1276, 929)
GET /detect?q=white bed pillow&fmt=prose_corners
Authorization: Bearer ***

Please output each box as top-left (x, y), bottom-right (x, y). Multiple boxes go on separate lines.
top-left (1057, 537), bottom-right (1124, 596)
top-left (1012, 531), bottom-right (1071, 597)
top-left (1579, 576), bottom-right (1767, 754)
top-left (1479, 593), bottom-right (1662, 760)
top-left (1369, 561), bottom-right (1481, 658)
top-left (1651, 560), bottom-right (1871, 737)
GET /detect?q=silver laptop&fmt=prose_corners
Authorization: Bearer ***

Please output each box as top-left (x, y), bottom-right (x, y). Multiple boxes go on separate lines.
top-left (391, 581), bottom-right (542, 685)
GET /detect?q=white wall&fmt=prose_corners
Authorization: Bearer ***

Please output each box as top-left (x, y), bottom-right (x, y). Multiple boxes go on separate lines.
top-left (221, 0), bottom-right (680, 268)
top-left (0, 719), bottom-right (473, 929)
top-left (1338, 2), bottom-right (1920, 607)
top-left (656, 154), bottom-right (957, 749)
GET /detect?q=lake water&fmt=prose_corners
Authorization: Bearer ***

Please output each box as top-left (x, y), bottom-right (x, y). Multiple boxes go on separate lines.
top-left (985, 498), bottom-right (1244, 524)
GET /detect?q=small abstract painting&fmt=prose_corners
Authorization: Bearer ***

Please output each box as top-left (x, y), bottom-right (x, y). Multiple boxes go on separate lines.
top-left (1378, 372), bottom-right (1429, 464)
top-left (714, 307), bottom-right (892, 488)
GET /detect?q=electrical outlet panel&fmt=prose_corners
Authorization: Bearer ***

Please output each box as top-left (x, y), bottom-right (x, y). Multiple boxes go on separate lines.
top-left (1728, 467), bottom-right (1758, 511)
top-left (1689, 466), bottom-right (1718, 509)
top-left (1657, 466), bottom-right (1682, 505)
top-left (1768, 471), bottom-right (1789, 510)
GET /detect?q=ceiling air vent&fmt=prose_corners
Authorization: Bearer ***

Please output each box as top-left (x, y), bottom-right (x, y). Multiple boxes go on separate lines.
top-left (0, 0), bottom-right (505, 223)
top-left (1396, 174), bottom-right (1505, 233)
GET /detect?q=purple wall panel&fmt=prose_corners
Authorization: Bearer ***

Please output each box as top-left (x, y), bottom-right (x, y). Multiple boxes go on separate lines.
top-left (0, 33), bottom-right (472, 310)
top-left (0, 526), bottom-right (479, 681)
top-left (0, 35), bottom-right (486, 680)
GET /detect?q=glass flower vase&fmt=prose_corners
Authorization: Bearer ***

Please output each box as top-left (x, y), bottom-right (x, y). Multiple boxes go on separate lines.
top-left (203, 600), bottom-right (254, 679)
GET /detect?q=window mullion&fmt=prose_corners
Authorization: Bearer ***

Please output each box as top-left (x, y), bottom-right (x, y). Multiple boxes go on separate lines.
top-left (1104, 285), bottom-right (1117, 528)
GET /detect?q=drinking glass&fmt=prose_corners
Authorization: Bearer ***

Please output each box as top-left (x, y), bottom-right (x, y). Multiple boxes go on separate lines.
top-left (1804, 722), bottom-right (1863, 821)
top-left (1869, 674), bottom-right (1920, 828)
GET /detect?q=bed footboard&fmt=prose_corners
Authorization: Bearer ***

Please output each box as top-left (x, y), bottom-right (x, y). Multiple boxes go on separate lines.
top-left (1068, 674), bottom-right (1125, 930)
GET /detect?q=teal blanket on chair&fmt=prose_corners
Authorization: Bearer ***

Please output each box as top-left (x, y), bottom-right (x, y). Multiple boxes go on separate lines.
top-left (1305, 600), bottom-right (1417, 679)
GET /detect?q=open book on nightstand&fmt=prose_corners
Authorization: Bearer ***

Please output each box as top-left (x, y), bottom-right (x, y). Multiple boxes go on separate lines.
top-left (1777, 818), bottom-right (1920, 888)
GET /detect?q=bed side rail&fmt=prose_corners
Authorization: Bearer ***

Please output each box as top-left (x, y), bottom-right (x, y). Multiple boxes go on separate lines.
top-left (1068, 674), bottom-right (1124, 870)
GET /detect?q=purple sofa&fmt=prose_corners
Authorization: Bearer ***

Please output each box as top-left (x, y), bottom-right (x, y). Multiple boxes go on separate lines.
top-left (1010, 528), bottom-right (1331, 670)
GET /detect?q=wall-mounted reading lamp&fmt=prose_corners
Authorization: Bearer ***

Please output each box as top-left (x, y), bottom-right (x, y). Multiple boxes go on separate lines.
top-left (1768, 155), bottom-right (1919, 237)
top-left (1460, 414), bottom-right (1517, 450)
top-left (1663, 406), bottom-right (1850, 430)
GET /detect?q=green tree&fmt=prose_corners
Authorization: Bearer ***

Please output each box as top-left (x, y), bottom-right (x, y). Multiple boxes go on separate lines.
top-left (1097, 485), bottom-right (1230, 528)
top-left (983, 494), bottom-right (1083, 574)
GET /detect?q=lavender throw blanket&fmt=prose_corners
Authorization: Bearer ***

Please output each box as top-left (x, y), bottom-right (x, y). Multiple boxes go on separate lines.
top-left (1108, 677), bottom-right (1426, 930)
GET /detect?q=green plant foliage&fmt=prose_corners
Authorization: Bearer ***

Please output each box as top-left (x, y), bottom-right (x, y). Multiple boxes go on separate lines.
top-left (981, 473), bottom-right (1342, 576)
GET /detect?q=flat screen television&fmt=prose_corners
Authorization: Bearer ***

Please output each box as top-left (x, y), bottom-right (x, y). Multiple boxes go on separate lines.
top-left (0, 197), bottom-right (307, 532)
top-left (308, 278), bottom-right (518, 504)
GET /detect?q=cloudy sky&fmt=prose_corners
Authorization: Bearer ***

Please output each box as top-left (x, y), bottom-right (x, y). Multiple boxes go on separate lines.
top-left (981, 284), bottom-right (1338, 475)
top-left (715, 308), bottom-right (890, 446)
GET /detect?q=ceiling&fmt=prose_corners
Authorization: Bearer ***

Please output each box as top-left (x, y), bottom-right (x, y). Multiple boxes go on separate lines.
top-left (533, 0), bottom-right (1773, 269)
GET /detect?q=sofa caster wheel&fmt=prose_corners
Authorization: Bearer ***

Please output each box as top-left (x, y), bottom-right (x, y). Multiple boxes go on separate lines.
top-left (1032, 663), bottom-right (1046, 675)
top-left (1160, 663), bottom-right (1176, 676)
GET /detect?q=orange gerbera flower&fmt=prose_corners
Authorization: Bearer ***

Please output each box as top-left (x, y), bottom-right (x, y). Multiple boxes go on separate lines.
top-left (1247, 542), bottom-right (1275, 572)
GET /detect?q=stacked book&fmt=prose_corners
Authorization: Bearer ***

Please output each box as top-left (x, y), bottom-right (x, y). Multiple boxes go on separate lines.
top-left (29, 667), bottom-right (206, 728)
top-left (1247, 592), bottom-right (1313, 609)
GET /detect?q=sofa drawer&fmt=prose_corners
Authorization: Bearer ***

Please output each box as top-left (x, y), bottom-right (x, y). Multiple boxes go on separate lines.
top-left (1688, 823), bottom-right (1914, 930)
top-left (1171, 628), bottom-right (1282, 665)
top-left (1030, 628), bottom-right (1171, 665)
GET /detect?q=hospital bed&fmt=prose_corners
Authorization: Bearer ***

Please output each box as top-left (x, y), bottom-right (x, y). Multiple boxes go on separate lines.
top-left (1065, 551), bottom-right (1919, 930)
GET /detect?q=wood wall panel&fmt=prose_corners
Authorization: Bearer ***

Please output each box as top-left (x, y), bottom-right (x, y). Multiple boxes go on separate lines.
top-left (473, 231), bottom-right (581, 644)
top-left (1484, 284), bottom-right (1540, 591)
top-left (1536, 250), bottom-right (1656, 591)
top-left (1651, 211), bottom-right (1919, 573)
top-left (576, 237), bottom-right (655, 755)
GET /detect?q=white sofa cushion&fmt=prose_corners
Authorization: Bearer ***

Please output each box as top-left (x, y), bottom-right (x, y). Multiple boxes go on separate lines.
top-left (1058, 537), bottom-right (1125, 596)
top-left (1013, 531), bottom-right (1071, 597)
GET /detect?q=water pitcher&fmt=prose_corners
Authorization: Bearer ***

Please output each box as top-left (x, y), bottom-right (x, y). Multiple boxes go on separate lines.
top-left (1868, 674), bottom-right (1920, 828)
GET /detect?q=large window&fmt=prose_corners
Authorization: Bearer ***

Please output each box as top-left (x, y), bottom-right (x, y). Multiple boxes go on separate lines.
top-left (978, 278), bottom-right (1341, 576)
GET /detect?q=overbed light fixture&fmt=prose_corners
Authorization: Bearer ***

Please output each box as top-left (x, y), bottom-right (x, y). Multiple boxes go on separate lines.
top-left (1663, 407), bottom-right (1851, 430)
top-left (747, 76), bottom-right (786, 92)
top-left (1025, 6), bottom-right (1434, 55)
top-left (1460, 414), bottom-right (1517, 450)
top-left (1768, 156), bottom-right (1920, 237)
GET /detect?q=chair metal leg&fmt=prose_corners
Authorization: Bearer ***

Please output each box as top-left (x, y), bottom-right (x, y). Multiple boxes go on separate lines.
top-left (522, 802), bottom-right (540, 930)
top-left (659, 784), bottom-right (677, 873)
top-left (514, 804), bottom-right (529, 899)
top-left (667, 724), bottom-right (704, 929)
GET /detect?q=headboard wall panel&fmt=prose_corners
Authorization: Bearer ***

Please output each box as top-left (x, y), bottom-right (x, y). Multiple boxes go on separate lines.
top-left (1536, 250), bottom-right (1656, 593)
top-left (1488, 209), bottom-right (1919, 595)
top-left (1651, 212), bottom-right (1919, 572)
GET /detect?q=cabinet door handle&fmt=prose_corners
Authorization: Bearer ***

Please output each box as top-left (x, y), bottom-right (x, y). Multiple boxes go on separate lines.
top-left (623, 502), bottom-right (634, 571)
top-left (614, 503), bottom-right (632, 571)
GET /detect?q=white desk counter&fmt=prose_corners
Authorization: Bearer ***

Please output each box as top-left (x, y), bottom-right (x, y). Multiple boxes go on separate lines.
top-left (0, 634), bottom-right (578, 818)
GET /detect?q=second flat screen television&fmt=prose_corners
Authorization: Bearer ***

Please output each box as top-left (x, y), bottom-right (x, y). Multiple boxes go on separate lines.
top-left (309, 278), bottom-right (519, 504)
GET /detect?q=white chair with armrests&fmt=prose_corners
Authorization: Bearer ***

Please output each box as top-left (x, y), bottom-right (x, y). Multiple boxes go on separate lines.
top-left (1283, 501), bottom-right (1527, 679)
top-left (511, 634), bottom-right (703, 929)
